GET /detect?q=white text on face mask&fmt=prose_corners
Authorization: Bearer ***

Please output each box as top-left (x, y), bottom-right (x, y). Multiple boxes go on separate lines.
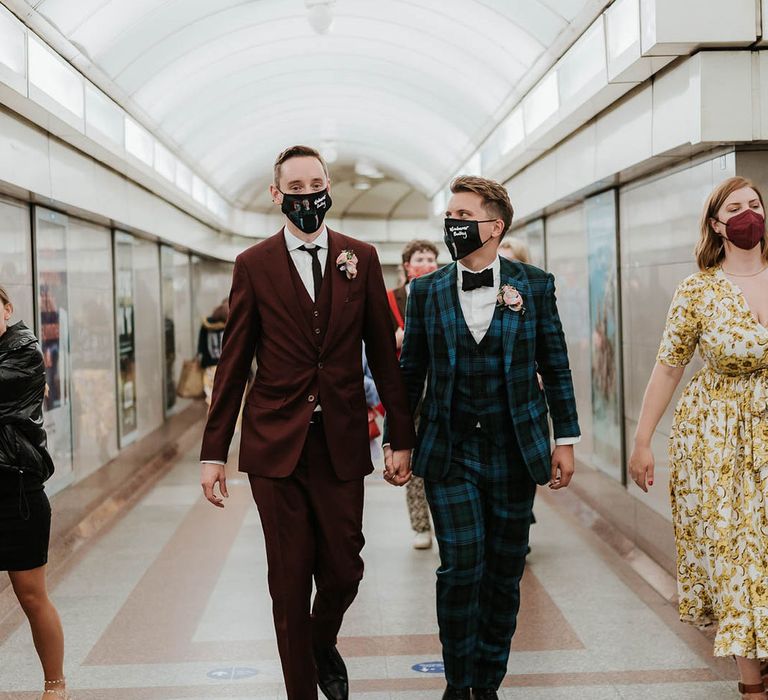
top-left (449, 225), bottom-right (469, 238)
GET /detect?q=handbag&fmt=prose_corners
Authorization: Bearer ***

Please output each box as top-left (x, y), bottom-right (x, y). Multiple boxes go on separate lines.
top-left (177, 358), bottom-right (205, 398)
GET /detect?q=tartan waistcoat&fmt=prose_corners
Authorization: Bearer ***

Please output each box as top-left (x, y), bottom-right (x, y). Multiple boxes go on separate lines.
top-left (451, 306), bottom-right (513, 445)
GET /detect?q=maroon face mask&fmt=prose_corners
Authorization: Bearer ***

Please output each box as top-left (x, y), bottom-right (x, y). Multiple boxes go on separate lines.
top-left (718, 209), bottom-right (766, 250)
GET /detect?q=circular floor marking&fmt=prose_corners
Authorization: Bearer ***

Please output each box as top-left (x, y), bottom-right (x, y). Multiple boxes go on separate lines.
top-left (412, 661), bottom-right (445, 673)
top-left (207, 667), bottom-right (259, 680)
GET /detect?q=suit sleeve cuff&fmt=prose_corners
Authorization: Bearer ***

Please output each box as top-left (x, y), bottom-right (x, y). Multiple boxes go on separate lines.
top-left (201, 460), bottom-right (226, 465)
top-left (555, 437), bottom-right (580, 446)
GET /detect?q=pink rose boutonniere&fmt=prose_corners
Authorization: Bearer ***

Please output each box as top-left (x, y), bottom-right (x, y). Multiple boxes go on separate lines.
top-left (497, 284), bottom-right (525, 314)
top-left (336, 249), bottom-right (358, 280)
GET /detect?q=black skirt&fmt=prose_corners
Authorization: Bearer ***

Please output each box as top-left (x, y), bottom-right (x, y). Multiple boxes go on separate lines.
top-left (0, 469), bottom-right (51, 572)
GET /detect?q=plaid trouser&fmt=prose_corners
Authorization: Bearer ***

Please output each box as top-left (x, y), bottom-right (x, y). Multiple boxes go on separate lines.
top-left (424, 429), bottom-right (536, 689)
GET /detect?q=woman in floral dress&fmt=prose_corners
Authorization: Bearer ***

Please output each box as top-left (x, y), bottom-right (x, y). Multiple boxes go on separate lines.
top-left (629, 177), bottom-right (768, 699)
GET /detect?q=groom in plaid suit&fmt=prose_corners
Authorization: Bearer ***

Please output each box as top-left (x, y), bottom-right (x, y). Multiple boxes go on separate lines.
top-left (384, 176), bottom-right (580, 700)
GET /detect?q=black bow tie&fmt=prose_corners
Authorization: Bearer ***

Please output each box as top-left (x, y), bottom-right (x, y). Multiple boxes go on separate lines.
top-left (462, 268), bottom-right (494, 292)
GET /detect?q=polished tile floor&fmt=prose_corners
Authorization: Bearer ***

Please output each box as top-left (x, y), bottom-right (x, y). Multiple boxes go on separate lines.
top-left (0, 439), bottom-right (741, 699)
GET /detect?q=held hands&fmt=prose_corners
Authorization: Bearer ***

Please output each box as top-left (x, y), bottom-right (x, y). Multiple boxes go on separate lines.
top-left (549, 444), bottom-right (575, 490)
top-left (628, 443), bottom-right (655, 492)
top-left (383, 444), bottom-right (413, 486)
top-left (201, 463), bottom-right (229, 507)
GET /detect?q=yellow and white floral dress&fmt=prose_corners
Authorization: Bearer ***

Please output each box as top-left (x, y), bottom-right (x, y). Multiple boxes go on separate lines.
top-left (658, 267), bottom-right (768, 659)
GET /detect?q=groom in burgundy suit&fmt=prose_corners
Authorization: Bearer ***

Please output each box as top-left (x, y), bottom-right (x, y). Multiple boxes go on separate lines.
top-left (200, 145), bottom-right (415, 700)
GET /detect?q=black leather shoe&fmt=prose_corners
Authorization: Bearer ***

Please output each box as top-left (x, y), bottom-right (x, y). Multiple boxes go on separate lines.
top-left (471, 690), bottom-right (499, 700)
top-left (442, 687), bottom-right (471, 700)
top-left (314, 645), bottom-right (348, 700)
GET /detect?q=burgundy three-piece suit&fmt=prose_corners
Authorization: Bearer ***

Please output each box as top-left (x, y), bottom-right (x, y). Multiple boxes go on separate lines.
top-left (201, 228), bottom-right (415, 699)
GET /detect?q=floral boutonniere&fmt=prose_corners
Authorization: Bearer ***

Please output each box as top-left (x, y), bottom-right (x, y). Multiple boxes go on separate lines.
top-left (336, 249), bottom-right (358, 280)
top-left (497, 284), bottom-right (525, 314)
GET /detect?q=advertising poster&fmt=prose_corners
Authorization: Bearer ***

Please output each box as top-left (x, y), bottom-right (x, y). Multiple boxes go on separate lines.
top-left (585, 191), bottom-right (623, 479)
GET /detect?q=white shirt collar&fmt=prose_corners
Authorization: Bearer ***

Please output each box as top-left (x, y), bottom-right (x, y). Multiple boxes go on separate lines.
top-left (283, 225), bottom-right (329, 252)
top-left (456, 255), bottom-right (501, 284)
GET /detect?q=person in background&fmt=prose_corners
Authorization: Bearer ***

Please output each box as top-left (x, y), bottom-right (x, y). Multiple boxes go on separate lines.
top-left (0, 285), bottom-right (69, 700)
top-left (498, 237), bottom-right (530, 264)
top-left (387, 240), bottom-right (439, 550)
top-left (629, 176), bottom-right (768, 700)
top-left (198, 299), bottom-right (228, 407)
top-left (362, 349), bottom-right (384, 463)
top-left (499, 235), bottom-right (538, 554)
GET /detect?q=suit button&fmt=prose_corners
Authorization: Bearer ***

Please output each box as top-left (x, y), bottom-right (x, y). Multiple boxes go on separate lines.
top-left (313, 311), bottom-right (319, 317)
top-left (314, 328), bottom-right (321, 335)
top-left (308, 394), bottom-right (316, 403)
top-left (318, 362), bottom-right (324, 369)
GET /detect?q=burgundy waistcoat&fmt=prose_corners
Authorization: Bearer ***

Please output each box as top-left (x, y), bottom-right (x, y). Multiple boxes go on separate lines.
top-left (287, 252), bottom-right (333, 404)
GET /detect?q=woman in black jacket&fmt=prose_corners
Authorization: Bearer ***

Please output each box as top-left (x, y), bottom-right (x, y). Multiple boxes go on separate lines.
top-left (0, 285), bottom-right (69, 699)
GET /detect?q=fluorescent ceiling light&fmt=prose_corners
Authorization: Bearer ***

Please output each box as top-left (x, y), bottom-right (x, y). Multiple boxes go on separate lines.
top-left (355, 160), bottom-right (385, 179)
top-left (125, 116), bottom-right (154, 166)
top-left (606, 0), bottom-right (640, 60)
top-left (499, 108), bottom-right (525, 155)
top-left (558, 18), bottom-right (606, 104)
top-left (306, 0), bottom-right (335, 34)
top-left (85, 83), bottom-right (124, 145)
top-left (28, 35), bottom-right (84, 118)
top-left (0, 5), bottom-right (25, 77)
top-left (523, 71), bottom-right (559, 133)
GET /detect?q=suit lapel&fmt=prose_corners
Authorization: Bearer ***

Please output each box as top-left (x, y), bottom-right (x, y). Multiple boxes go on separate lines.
top-left (323, 229), bottom-right (349, 351)
top-left (264, 230), bottom-right (316, 347)
top-left (499, 259), bottom-right (531, 374)
top-left (433, 264), bottom-right (458, 369)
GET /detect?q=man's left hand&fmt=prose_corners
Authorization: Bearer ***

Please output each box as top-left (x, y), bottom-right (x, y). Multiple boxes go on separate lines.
top-left (549, 444), bottom-right (574, 490)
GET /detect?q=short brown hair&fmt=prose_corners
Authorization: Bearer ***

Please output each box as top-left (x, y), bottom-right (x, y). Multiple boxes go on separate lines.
top-left (450, 175), bottom-right (514, 236)
top-left (273, 145), bottom-right (328, 187)
top-left (0, 284), bottom-right (10, 307)
top-left (401, 239), bottom-right (439, 266)
top-left (696, 176), bottom-right (768, 270)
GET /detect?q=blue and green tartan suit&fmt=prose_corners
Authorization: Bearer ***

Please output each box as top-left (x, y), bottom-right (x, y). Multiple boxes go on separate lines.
top-left (394, 257), bottom-right (579, 689)
top-left (398, 257), bottom-right (579, 485)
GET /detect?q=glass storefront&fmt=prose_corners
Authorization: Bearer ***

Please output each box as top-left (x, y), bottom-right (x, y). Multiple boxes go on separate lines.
top-left (34, 207), bottom-right (73, 486)
top-left (0, 197), bottom-right (34, 326)
top-left (68, 219), bottom-right (119, 478)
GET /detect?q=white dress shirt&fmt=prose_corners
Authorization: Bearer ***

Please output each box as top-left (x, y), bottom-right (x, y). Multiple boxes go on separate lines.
top-left (457, 256), bottom-right (501, 344)
top-left (456, 256), bottom-right (580, 447)
top-left (201, 226), bottom-right (330, 466)
top-left (284, 225), bottom-right (329, 302)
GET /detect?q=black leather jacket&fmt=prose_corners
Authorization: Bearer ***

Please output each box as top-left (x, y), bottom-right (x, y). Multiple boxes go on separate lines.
top-left (0, 322), bottom-right (55, 482)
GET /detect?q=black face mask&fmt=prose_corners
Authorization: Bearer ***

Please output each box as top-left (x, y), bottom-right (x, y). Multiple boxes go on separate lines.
top-left (280, 189), bottom-right (332, 234)
top-left (443, 218), bottom-right (496, 261)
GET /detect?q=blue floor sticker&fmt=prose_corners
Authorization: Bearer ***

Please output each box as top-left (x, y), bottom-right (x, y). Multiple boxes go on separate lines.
top-left (412, 661), bottom-right (445, 674)
top-left (207, 667), bottom-right (259, 680)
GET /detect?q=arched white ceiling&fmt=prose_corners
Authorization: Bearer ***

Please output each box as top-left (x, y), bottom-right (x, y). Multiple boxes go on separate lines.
top-left (24, 0), bottom-right (599, 212)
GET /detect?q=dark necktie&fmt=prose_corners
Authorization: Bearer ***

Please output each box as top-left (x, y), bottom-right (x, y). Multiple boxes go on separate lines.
top-left (298, 245), bottom-right (323, 299)
top-left (461, 268), bottom-right (494, 292)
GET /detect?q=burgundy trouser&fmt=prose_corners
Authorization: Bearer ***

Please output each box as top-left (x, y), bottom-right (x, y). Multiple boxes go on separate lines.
top-left (249, 422), bottom-right (365, 700)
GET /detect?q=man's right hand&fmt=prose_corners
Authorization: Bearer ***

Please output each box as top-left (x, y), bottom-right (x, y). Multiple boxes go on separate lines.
top-left (201, 463), bottom-right (229, 507)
